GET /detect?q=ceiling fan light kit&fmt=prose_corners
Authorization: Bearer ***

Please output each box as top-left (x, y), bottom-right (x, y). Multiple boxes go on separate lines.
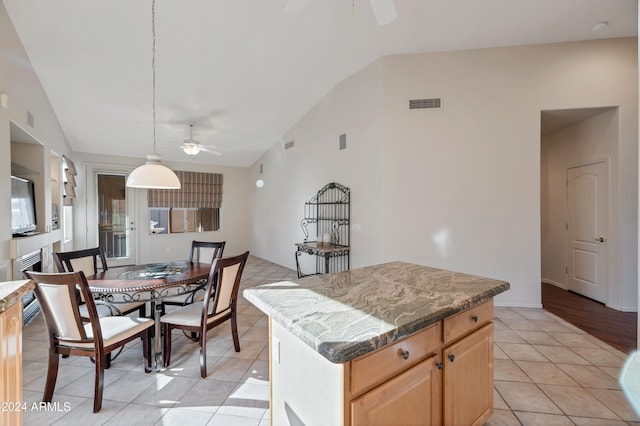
top-left (179, 123), bottom-right (222, 156)
top-left (126, 0), bottom-right (181, 190)
top-left (182, 142), bottom-right (201, 155)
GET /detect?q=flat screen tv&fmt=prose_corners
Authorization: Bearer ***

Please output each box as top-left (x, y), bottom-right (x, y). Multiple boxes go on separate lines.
top-left (11, 175), bottom-right (37, 236)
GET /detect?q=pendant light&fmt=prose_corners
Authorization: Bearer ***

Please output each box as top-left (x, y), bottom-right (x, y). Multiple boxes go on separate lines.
top-left (126, 0), bottom-right (181, 189)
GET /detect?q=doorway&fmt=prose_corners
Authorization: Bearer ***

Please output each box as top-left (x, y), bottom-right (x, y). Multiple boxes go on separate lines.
top-left (540, 107), bottom-right (619, 307)
top-left (85, 164), bottom-right (138, 267)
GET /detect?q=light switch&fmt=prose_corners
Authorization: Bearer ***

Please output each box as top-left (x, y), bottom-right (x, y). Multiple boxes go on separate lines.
top-left (273, 338), bottom-right (281, 364)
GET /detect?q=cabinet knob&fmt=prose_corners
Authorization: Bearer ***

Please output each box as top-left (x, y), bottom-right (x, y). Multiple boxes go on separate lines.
top-left (472, 315), bottom-right (479, 322)
top-left (448, 354), bottom-right (455, 362)
top-left (436, 362), bottom-right (443, 370)
top-left (399, 349), bottom-right (410, 360)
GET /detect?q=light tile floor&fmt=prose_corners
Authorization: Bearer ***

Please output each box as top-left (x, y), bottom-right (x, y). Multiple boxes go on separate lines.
top-left (20, 256), bottom-right (640, 425)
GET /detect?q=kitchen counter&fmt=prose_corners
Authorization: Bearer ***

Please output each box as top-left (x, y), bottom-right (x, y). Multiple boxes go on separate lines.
top-left (243, 261), bottom-right (509, 363)
top-left (0, 279), bottom-right (33, 313)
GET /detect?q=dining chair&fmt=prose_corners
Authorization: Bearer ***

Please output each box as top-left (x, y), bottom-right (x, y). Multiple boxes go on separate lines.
top-left (53, 247), bottom-right (146, 317)
top-left (161, 251), bottom-right (249, 378)
top-left (24, 270), bottom-right (153, 413)
top-left (161, 240), bottom-right (226, 311)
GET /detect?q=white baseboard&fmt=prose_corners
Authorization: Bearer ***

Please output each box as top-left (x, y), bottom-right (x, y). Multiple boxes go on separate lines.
top-left (494, 302), bottom-right (543, 309)
top-left (541, 279), bottom-right (567, 290)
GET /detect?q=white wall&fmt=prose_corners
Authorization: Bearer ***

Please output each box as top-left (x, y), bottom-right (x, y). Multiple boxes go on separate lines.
top-left (541, 109), bottom-right (633, 310)
top-left (251, 38), bottom-right (638, 308)
top-left (250, 60), bottom-right (386, 272)
top-left (0, 2), bottom-right (73, 277)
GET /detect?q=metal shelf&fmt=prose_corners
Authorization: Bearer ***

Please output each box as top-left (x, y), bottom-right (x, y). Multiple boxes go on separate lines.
top-left (295, 182), bottom-right (350, 278)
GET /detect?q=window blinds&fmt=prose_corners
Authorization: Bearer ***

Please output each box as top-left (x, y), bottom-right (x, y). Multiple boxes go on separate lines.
top-left (147, 171), bottom-right (223, 208)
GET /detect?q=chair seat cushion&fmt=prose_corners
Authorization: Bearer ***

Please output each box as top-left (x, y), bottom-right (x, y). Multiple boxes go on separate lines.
top-left (59, 316), bottom-right (153, 349)
top-left (160, 303), bottom-right (229, 327)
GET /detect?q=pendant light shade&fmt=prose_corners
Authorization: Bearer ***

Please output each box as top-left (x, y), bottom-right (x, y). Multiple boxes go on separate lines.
top-left (126, 154), bottom-right (181, 189)
top-left (126, 0), bottom-right (180, 190)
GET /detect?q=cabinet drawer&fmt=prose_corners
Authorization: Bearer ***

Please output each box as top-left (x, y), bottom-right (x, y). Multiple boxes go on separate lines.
top-left (443, 299), bottom-right (493, 344)
top-left (350, 323), bottom-right (440, 396)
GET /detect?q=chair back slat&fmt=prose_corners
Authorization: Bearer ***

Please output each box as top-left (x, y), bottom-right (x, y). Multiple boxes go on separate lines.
top-left (54, 247), bottom-right (108, 276)
top-left (202, 252), bottom-right (248, 319)
top-left (69, 257), bottom-right (97, 276)
top-left (189, 241), bottom-right (225, 264)
top-left (214, 263), bottom-right (241, 314)
top-left (27, 272), bottom-right (91, 342)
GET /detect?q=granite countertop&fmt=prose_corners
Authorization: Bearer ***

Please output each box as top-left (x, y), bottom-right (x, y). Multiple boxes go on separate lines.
top-left (243, 261), bottom-right (509, 363)
top-left (0, 280), bottom-right (34, 313)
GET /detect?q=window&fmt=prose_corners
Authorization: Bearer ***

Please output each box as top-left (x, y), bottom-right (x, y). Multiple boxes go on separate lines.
top-left (147, 171), bottom-right (222, 234)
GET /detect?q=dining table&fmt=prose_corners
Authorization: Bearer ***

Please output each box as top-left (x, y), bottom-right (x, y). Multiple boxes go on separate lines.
top-left (86, 261), bottom-right (211, 370)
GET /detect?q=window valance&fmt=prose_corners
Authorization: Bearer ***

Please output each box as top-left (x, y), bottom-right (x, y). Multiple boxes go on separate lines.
top-left (147, 171), bottom-right (223, 208)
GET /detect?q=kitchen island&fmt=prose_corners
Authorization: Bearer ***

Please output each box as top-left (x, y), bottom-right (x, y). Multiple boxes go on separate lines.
top-left (243, 261), bottom-right (509, 426)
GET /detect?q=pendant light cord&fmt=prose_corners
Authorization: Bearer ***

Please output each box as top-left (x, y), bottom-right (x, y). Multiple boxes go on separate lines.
top-left (152, 0), bottom-right (157, 154)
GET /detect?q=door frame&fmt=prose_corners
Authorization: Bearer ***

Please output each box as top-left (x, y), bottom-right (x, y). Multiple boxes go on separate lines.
top-left (85, 163), bottom-right (138, 266)
top-left (564, 157), bottom-right (612, 305)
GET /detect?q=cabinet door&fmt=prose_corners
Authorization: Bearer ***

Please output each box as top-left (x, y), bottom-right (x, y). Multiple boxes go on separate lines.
top-left (0, 302), bottom-right (23, 426)
top-left (443, 323), bottom-right (493, 426)
top-left (351, 355), bottom-right (440, 426)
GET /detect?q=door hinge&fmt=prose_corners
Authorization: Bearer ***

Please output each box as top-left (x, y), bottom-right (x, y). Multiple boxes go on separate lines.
top-left (565, 266), bottom-right (568, 274)
top-left (565, 223), bottom-right (568, 230)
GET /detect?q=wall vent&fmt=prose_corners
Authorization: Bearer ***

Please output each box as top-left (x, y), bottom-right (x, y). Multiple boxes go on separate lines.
top-left (409, 98), bottom-right (442, 110)
top-left (284, 140), bottom-right (295, 150)
top-left (27, 110), bottom-right (35, 127)
top-left (339, 134), bottom-right (347, 150)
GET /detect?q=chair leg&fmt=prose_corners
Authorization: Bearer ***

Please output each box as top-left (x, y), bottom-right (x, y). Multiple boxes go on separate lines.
top-left (163, 323), bottom-right (172, 367)
top-left (199, 330), bottom-right (207, 378)
top-left (93, 353), bottom-right (105, 413)
top-left (231, 310), bottom-right (241, 352)
top-left (43, 350), bottom-right (60, 403)
top-left (105, 353), bottom-right (112, 369)
top-left (140, 303), bottom-right (147, 318)
top-left (142, 330), bottom-right (151, 373)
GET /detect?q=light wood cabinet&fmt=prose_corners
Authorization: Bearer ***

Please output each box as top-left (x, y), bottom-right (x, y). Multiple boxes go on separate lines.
top-left (443, 323), bottom-right (494, 426)
top-left (0, 301), bottom-right (23, 426)
top-left (351, 355), bottom-right (441, 426)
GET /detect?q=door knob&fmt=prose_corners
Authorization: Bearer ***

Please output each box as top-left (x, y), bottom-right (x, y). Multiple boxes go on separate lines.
top-left (593, 237), bottom-right (605, 243)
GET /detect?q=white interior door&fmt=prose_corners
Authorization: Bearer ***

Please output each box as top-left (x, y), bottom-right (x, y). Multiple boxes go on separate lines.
top-left (566, 161), bottom-right (609, 303)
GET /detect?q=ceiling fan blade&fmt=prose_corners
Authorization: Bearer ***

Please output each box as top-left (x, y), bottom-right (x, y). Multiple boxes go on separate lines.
top-left (200, 146), bottom-right (222, 156)
top-left (283, 0), bottom-right (310, 15)
top-left (369, 0), bottom-right (397, 26)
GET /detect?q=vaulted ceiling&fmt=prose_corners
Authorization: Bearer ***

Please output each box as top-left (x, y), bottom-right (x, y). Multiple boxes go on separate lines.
top-left (3, 0), bottom-right (637, 167)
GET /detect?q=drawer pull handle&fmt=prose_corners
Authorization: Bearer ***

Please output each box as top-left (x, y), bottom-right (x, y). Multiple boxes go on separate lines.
top-left (436, 362), bottom-right (443, 370)
top-left (400, 349), bottom-right (410, 360)
top-left (448, 354), bottom-right (455, 362)
top-left (472, 315), bottom-right (479, 322)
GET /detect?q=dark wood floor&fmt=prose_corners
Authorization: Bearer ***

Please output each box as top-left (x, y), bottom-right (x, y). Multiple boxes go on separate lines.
top-left (542, 283), bottom-right (637, 354)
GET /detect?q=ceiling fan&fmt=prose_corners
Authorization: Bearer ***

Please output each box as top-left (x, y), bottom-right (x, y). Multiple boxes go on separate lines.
top-left (283, 0), bottom-right (397, 26)
top-left (180, 124), bottom-right (221, 156)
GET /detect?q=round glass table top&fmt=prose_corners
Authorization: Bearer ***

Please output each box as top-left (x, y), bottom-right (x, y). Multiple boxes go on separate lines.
top-left (117, 263), bottom-right (188, 280)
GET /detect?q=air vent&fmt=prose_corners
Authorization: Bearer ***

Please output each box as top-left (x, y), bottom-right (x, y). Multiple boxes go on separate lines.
top-left (284, 140), bottom-right (295, 150)
top-left (339, 134), bottom-right (346, 150)
top-left (409, 98), bottom-right (442, 110)
top-left (27, 110), bottom-right (34, 127)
